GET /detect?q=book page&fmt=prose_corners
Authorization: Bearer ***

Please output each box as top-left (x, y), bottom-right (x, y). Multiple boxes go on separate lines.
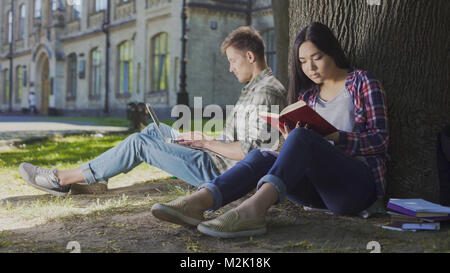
top-left (280, 100), bottom-right (306, 116)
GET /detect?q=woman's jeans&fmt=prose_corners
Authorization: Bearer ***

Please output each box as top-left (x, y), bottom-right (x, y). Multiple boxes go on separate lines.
top-left (200, 128), bottom-right (377, 216)
top-left (80, 123), bottom-right (221, 187)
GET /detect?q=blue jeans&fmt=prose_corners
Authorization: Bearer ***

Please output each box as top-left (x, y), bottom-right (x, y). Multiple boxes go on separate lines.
top-left (200, 128), bottom-right (377, 216)
top-left (80, 123), bottom-right (221, 187)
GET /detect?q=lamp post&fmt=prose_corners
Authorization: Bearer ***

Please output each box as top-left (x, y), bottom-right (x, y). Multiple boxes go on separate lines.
top-left (177, 0), bottom-right (189, 106)
top-left (8, 0), bottom-right (14, 112)
top-left (102, 0), bottom-right (111, 113)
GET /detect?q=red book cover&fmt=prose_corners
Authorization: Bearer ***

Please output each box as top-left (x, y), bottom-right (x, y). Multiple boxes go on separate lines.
top-left (259, 100), bottom-right (337, 137)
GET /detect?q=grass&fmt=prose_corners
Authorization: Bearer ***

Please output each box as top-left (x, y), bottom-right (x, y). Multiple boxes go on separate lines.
top-left (0, 123), bottom-right (218, 236)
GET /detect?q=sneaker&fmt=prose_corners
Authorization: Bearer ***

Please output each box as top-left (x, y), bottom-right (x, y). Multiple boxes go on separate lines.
top-left (151, 197), bottom-right (204, 227)
top-left (19, 163), bottom-right (71, 197)
top-left (71, 181), bottom-right (108, 195)
top-left (197, 209), bottom-right (267, 238)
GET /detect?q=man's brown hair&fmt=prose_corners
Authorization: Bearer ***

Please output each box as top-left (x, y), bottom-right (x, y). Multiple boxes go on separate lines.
top-left (221, 26), bottom-right (266, 63)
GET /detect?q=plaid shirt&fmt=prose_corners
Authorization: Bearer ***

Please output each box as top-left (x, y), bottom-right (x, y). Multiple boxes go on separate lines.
top-left (206, 68), bottom-right (287, 174)
top-left (300, 69), bottom-right (389, 198)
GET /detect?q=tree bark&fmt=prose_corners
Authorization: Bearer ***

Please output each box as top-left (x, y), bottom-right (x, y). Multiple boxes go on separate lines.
top-left (287, 0), bottom-right (450, 201)
top-left (271, 0), bottom-right (290, 88)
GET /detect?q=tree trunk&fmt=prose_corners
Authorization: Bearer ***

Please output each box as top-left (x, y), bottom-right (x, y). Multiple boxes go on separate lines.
top-left (287, 0), bottom-right (450, 201)
top-left (271, 0), bottom-right (290, 88)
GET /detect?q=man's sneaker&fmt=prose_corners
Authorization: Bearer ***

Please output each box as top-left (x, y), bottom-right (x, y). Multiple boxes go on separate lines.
top-left (19, 163), bottom-right (71, 197)
top-left (71, 181), bottom-right (108, 195)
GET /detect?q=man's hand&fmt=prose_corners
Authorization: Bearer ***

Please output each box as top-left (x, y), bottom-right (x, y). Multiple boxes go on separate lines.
top-left (177, 139), bottom-right (211, 149)
top-left (176, 131), bottom-right (214, 142)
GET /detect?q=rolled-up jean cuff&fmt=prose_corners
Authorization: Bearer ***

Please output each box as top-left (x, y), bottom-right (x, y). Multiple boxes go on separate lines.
top-left (197, 183), bottom-right (223, 212)
top-left (257, 174), bottom-right (287, 205)
top-left (80, 162), bottom-right (97, 185)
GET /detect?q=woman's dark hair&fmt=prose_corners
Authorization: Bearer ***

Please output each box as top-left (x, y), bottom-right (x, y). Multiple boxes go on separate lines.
top-left (287, 22), bottom-right (351, 104)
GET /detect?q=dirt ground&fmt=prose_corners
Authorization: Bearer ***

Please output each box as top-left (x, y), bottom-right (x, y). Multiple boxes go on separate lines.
top-left (1, 178), bottom-right (449, 253)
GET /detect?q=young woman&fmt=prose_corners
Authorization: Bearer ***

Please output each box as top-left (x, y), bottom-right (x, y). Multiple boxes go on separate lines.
top-left (151, 22), bottom-right (390, 238)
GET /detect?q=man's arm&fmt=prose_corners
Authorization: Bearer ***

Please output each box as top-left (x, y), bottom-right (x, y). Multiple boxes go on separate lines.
top-left (178, 139), bottom-right (245, 161)
top-left (204, 141), bottom-right (245, 161)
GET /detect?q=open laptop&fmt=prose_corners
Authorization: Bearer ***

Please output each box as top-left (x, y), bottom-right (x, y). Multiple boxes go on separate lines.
top-left (145, 103), bottom-right (203, 150)
top-left (145, 103), bottom-right (180, 144)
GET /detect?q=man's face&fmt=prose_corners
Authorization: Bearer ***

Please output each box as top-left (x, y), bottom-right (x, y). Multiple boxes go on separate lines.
top-left (225, 46), bottom-right (254, 83)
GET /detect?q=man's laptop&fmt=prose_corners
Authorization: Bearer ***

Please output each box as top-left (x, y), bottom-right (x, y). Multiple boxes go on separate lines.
top-left (145, 103), bottom-right (180, 144)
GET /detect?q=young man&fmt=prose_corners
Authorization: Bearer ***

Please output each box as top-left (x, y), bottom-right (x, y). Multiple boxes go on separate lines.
top-left (19, 26), bottom-right (287, 197)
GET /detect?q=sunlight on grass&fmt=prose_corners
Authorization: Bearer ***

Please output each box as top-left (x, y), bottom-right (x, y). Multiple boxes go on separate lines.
top-left (0, 125), bottom-right (221, 234)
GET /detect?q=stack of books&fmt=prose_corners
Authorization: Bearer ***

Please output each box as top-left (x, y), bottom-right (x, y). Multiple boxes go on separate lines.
top-left (382, 199), bottom-right (450, 232)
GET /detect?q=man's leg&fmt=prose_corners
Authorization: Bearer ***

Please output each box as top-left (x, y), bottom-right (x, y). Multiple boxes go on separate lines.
top-left (20, 123), bottom-right (220, 196)
top-left (81, 123), bottom-right (220, 187)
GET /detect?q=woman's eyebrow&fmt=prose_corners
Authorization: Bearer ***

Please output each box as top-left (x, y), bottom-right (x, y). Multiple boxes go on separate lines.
top-left (299, 52), bottom-right (321, 59)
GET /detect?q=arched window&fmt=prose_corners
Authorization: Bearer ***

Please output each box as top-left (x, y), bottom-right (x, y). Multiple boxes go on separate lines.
top-left (151, 32), bottom-right (170, 92)
top-left (90, 48), bottom-right (102, 98)
top-left (19, 5), bottom-right (26, 40)
top-left (261, 28), bottom-right (277, 76)
top-left (67, 53), bottom-right (78, 99)
top-left (118, 41), bottom-right (133, 95)
top-left (16, 66), bottom-right (24, 103)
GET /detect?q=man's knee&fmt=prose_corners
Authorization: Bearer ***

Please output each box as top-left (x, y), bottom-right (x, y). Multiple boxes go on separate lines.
top-left (126, 132), bottom-right (146, 146)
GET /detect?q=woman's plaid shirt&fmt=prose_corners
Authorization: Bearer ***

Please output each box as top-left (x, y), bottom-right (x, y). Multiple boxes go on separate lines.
top-left (300, 69), bottom-right (390, 198)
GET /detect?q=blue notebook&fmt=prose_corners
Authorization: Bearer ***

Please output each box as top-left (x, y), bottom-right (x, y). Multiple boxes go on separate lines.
top-left (387, 199), bottom-right (450, 219)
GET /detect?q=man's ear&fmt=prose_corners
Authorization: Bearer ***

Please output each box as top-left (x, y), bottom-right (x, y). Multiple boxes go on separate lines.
top-left (246, 51), bottom-right (256, 64)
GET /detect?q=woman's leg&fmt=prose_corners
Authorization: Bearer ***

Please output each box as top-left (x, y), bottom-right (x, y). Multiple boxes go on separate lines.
top-left (198, 149), bottom-right (279, 211)
top-left (151, 149), bottom-right (278, 226)
top-left (254, 128), bottom-right (376, 215)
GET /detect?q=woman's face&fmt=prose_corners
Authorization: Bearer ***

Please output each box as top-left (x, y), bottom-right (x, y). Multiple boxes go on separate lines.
top-left (298, 41), bottom-right (337, 84)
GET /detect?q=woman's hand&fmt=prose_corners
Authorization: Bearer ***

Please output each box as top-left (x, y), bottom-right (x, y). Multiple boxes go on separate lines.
top-left (325, 132), bottom-right (340, 144)
top-left (280, 122), bottom-right (305, 140)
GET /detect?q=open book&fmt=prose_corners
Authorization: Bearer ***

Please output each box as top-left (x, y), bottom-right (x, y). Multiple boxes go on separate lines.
top-left (259, 100), bottom-right (337, 137)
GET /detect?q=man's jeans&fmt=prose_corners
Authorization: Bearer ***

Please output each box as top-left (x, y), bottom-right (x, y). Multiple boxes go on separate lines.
top-left (200, 128), bottom-right (377, 216)
top-left (80, 123), bottom-right (221, 187)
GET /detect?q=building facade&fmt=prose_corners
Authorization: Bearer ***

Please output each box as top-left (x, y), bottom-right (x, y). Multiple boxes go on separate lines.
top-left (0, 0), bottom-right (276, 117)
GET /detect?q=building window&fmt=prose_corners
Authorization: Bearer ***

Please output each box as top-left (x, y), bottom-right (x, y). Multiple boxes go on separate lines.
top-left (34, 0), bottom-right (42, 18)
top-left (118, 41), bottom-right (133, 95)
top-left (95, 0), bottom-right (107, 12)
top-left (67, 53), bottom-right (77, 100)
top-left (16, 66), bottom-right (24, 103)
top-left (261, 28), bottom-right (277, 76)
top-left (90, 48), bottom-right (102, 98)
top-left (7, 10), bottom-right (12, 43)
top-left (19, 5), bottom-right (26, 40)
top-left (71, 0), bottom-right (82, 20)
top-left (3, 69), bottom-right (10, 105)
top-left (151, 32), bottom-right (170, 92)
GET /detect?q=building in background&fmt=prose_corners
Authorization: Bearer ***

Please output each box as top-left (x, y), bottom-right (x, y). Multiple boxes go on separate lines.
top-left (0, 0), bottom-right (276, 117)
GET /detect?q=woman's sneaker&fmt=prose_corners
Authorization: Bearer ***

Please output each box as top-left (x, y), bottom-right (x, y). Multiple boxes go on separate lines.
top-left (19, 163), bottom-right (71, 197)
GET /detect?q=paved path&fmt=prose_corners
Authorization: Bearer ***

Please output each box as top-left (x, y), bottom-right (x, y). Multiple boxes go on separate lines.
top-left (0, 115), bottom-right (129, 147)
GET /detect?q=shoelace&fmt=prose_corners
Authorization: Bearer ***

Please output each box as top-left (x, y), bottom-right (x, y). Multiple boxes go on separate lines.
top-left (36, 167), bottom-right (60, 187)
